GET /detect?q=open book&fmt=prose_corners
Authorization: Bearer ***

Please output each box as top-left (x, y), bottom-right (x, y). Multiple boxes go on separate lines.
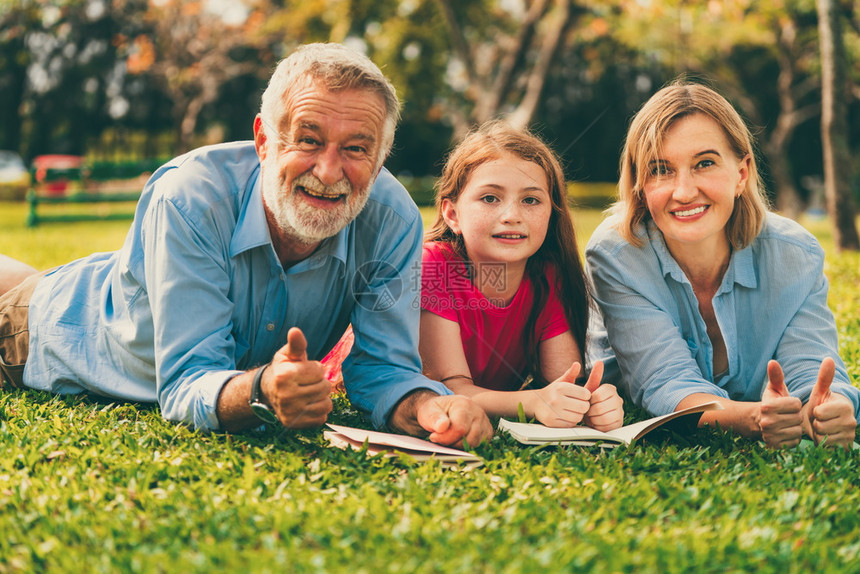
top-left (324, 424), bottom-right (483, 468)
top-left (498, 401), bottom-right (723, 447)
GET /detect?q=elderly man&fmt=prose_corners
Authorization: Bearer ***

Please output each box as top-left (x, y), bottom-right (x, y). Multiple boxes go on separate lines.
top-left (0, 43), bottom-right (492, 446)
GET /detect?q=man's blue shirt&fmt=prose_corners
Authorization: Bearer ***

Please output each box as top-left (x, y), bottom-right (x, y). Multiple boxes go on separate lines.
top-left (25, 141), bottom-right (449, 430)
top-left (586, 212), bottom-right (859, 419)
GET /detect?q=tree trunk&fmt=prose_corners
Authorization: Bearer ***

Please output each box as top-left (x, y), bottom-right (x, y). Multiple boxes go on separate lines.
top-left (507, 0), bottom-right (577, 130)
top-left (765, 138), bottom-right (804, 218)
top-left (0, 62), bottom-right (26, 152)
top-left (436, 0), bottom-right (578, 138)
top-left (767, 19), bottom-right (818, 219)
top-left (180, 98), bottom-right (203, 152)
top-left (816, 0), bottom-right (860, 251)
top-left (475, 0), bottom-right (549, 125)
top-left (708, 69), bottom-right (816, 221)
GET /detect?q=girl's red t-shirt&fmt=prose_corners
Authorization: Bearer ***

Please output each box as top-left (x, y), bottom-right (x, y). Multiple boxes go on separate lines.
top-left (420, 242), bottom-right (570, 391)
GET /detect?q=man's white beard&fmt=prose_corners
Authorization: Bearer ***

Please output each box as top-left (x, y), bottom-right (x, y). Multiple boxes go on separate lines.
top-left (262, 165), bottom-right (371, 245)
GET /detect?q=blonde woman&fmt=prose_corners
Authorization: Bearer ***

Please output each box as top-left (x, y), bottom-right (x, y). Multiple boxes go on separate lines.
top-left (586, 81), bottom-right (857, 449)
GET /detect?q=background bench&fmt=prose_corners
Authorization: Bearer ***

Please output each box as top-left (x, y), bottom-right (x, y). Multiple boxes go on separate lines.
top-left (27, 156), bottom-right (163, 227)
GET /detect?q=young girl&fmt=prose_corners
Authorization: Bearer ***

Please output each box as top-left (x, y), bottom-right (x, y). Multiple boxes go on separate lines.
top-left (419, 121), bottom-right (624, 430)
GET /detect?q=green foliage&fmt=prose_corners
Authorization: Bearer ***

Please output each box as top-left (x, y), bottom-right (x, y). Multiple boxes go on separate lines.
top-left (5, 0), bottom-right (859, 195)
top-left (0, 206), bottom-right (859, 572)
top-left (2, 392), bottom-right (859, 572)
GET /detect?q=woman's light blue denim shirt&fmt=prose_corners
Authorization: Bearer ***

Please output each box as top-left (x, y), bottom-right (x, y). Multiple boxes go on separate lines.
top-left (586, 212), bottom-right (859, 419)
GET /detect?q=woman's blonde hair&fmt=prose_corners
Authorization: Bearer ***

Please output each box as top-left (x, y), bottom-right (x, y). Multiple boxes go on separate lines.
top-left (613, 80), bottom-right (768, 249)
top-left (427, 120), bottom-right (590, 385)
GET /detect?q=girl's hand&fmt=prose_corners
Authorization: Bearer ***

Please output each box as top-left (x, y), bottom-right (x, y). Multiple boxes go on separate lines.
top-left (528, 362), bottom-right (591, 427)
top-left (802, 358), bottom-right (857, 449)
top-left (581, 362), bottom-right (624, 431)
top-left (760, 360), bottom-right (803, 449)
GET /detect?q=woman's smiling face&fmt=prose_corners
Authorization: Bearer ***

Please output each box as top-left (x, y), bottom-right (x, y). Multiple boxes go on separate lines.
top-left (642, 113), bottom-right (750, 257)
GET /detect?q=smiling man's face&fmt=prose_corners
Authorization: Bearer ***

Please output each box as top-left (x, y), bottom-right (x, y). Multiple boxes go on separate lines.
top-left (255, 80), bottom-right (387, 248)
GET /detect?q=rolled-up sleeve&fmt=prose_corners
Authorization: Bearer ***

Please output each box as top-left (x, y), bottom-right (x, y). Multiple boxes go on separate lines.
top-left (142, 194), bottom-right (246, 431)
top-left (342, 196), bottom-right (451, 428)
top-left (772, 256), bottom-right (859, 417)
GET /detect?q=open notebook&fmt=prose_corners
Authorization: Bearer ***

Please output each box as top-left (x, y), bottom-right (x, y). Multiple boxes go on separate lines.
top-left (324, 424), bottom-right (483, 468)
top-left (498, 401), bottom-right (723, 447)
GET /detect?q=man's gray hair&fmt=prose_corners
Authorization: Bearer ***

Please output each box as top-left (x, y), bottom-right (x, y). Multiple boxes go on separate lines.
top-left (260, 43), bottom-right (401, 166)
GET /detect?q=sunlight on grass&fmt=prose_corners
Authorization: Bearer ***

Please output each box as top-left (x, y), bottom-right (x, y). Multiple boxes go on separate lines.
top-left (0, 199), bottom-right (859, 572)
top-left (0, 201), bottom-right (133, 269)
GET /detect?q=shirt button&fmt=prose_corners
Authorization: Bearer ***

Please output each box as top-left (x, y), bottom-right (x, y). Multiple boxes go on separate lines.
top-left (266, 323), bottom-right (275, 331)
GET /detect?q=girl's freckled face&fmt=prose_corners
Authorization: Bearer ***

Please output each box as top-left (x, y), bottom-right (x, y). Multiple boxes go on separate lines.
top-left (442, 153), bottom-right (552, 268)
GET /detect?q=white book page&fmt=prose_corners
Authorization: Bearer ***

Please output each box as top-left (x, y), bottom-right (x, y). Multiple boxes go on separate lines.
top-left (325, 424), bottom-right (479, 458)
top-left (497, 419), bottom-right (621, 444)
top-left (603, 401), bottom-right (723, 443)
top-left (600, 417), bottom-right (663, 444)
top-left (499, 401), bottom-right (723, 445)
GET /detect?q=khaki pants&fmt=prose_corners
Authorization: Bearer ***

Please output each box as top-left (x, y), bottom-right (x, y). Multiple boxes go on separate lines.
top-left (0, 272), bottom-right (44, 389)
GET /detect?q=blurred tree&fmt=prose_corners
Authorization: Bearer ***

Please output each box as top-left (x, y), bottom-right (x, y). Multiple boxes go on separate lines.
top-left (816, 0), bottom-right (859, 251)
top-left (352, 0), bottom-right (457, 174)
top-left (265, 0), bottom-right (599, 175)
top-left (0, 1), bottom-right (40, 154)
top-left (610, 0), bottom-right (826, 218)
top-left (435, 0), bottom-right (583, 137)
top-left (534, 7), bottom-right (667, 183)
top-left (126, 0), bottom-right (272, 153)
top-left (4, 0), bottom-right (144, 159)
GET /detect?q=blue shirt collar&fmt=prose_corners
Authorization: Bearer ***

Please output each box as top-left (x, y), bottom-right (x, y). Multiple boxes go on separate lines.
top-left (229, 169), bottom-right (350, 268)
top-left (287, 225), bottom-right (350, 274)
top-left (230, 168), bottom-right (269, 257)
top-left (726, 244), bottom-right (757, 290)
top-left (646, 219), bottom-right (757, 291)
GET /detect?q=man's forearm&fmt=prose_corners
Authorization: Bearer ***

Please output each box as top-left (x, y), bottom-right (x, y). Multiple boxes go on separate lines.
top-left (216, 370), bottom-right (263, 433)
top-left (387, 389), bottom-right (439, 437)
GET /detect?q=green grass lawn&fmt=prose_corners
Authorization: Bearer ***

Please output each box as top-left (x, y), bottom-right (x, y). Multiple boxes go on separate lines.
top-left (1, 201), bottom-right (859, 573)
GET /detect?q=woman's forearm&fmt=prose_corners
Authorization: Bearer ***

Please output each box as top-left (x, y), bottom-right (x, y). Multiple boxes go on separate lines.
top-left (675, 393), bottom-right (762, 438)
